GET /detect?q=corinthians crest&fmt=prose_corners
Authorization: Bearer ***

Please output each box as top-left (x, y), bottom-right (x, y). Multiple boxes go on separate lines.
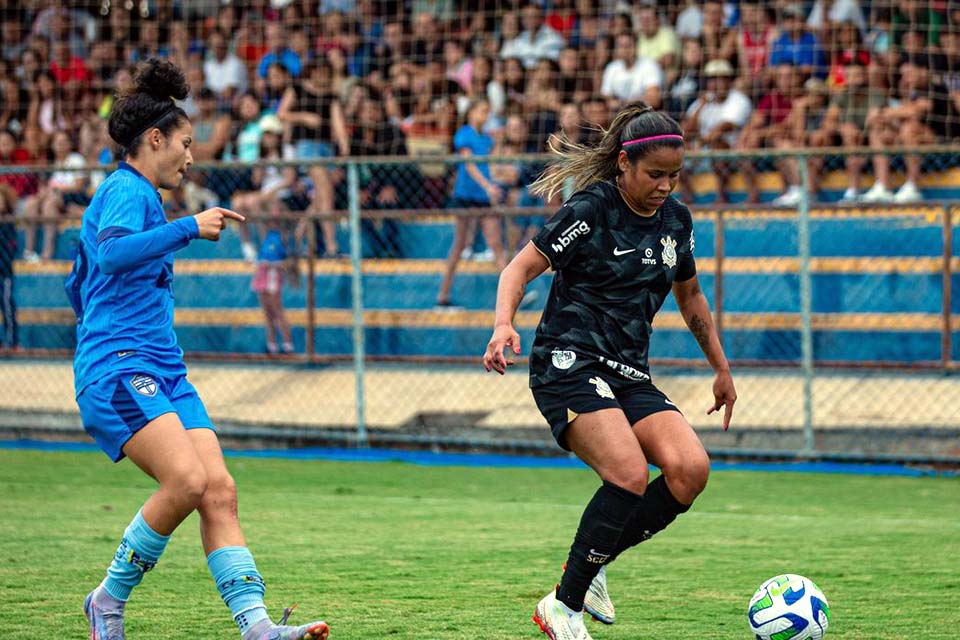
top-left (660, 235), bottom-right (677, 268)
top-left (589, 376), bottom-right (615, 399)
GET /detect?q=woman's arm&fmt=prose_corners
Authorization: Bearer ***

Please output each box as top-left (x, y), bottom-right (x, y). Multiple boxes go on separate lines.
top-left (483, 242), bottom-right (550, 374)
top-left (460, 147), bottom-right (502, 203)
top-left (672, 274), bottom-right (737, 429)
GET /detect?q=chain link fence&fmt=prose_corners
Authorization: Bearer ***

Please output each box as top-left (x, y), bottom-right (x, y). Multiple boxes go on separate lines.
top-left (2, 150), bottom-right (960, 463)
top-left (2, 0), bottom-right (960, 460)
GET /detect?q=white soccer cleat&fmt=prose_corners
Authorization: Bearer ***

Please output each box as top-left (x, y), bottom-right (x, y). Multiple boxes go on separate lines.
top-left (533, 588), bottom-right (593, 640)
top-left (860, 182), bottom-right (894, 203)
top-left (584, 566), bottom-right (616, 625)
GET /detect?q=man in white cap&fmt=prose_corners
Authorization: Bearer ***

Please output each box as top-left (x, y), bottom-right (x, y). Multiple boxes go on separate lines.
top-left (682, 58), bottom-right (752, 202)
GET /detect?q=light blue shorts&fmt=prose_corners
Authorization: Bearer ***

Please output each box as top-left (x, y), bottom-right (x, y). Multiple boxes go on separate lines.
top-left (77, 372), bottom-right (215, 462)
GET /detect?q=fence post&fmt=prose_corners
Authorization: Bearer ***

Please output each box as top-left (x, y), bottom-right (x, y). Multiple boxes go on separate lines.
top-left (797, 157), bottom-right (815, 456)
top-left (944, 205), bottom-right (953, 370)
top-left (347, 162), bottom-right (368, 447)
top-left (305, 217), bottom-right (316, 361)
top-left (713, 209), bottom-right (724, 342)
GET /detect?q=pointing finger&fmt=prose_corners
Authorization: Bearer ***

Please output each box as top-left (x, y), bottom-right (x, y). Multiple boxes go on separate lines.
top-left (219, 208), bottom-right (246, 222)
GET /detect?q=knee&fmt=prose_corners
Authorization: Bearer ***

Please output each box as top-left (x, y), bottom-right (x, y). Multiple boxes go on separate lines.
top-left (199, 471), bottom-right (238, 515)
top-left (606, 464), bottom-right (650, 496)
top-left (170, 467), bottom-right (209, 510)
top-left (667, 452), bottom-right (711, 503)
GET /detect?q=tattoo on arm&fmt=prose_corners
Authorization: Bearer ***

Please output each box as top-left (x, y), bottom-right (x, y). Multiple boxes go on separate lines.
top-left (689, 314), bottom-right (711, 351)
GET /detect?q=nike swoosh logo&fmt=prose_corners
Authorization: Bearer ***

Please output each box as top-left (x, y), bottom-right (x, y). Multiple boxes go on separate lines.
top-left (613, 247), bottom-right (636, 256)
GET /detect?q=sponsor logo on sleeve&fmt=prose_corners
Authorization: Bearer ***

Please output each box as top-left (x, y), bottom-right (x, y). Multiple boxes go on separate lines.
top-left (551, 220), bottom-right (591, 254)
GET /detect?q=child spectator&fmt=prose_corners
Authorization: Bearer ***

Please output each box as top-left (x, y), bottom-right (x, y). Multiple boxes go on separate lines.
top-left (252, 198), bottom-right (297, 356)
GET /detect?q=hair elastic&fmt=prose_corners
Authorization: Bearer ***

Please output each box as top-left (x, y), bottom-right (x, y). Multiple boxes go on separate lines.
top-left (622, 134), bottom-right (684, 147)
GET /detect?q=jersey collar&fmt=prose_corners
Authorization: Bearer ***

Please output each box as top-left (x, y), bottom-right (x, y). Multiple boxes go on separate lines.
top-left (117, 161), bottom-right (163, 203)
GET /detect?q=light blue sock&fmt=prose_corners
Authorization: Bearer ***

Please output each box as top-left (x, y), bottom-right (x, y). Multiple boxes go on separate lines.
top-left (207, 546), bottom-right (270, 634)
top-left (103, 509), bottom-right (170, 602)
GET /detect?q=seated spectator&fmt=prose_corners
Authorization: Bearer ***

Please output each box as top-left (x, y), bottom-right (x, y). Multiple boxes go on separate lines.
top-left (278, 60), bottom-right (350, 258)
top-left (500, 2), bottom-right (565, 70)
top-left (600, 33), bottom-right (664, 110)
top-left (190, 88), bottom-right (232, 163)
top-left (700, 0), bottom-right (738, 65)
top-left (230, 115), bottom-right (306, 259)
top-left (466, 56), bottom-right (506, 127)
top-left (556, 47), bottom-right (592, 106)
top-left (436, 99), bottom-right (506, 308)
top-left (862, 57), bottom-right (958, 203)
top-left (0, 182), bottom-right (16, 350)
top-left (204, 29), bottom-right (248, 101)
top-left (769, 4), bottom-right (828, 80)
top-left (444, 39), bottom-right (472, 94)
top-left (410, 12), bottom-right (443, 67)
top-left (825, 20), bottom-right (870, 89)
top-left (492, 113), bottom-right (542, 255)
top-left (892, 1), bottom-right (945, 50)
top-left (635, 0), bottom-right (681, 76)
top-left (682, 58), bottom-right (753, 203)
top-left (807, 0), bottom-right (867, 35)
top-left (258, 22), bottom-right (302, 80)
top-left (129, 20), bottom-right (168, 63)
top-left (346, 91), bottom-right (419, 259)
top-left (26, 70), bottom-right (66, 147)
top-left (769, 77), bottom-right (834, 206)
top-left (666, 38), bottom-right (704, 122)
top-left (580, 96), bottom-right (612, 145)
top-left (737, 1), bottom-right (775, 96)
top-left (49, 40), bottom-right (90, 86)
top-left (738, 62), bottom-right (798, 203)
top-left (261, 62), bottom-right (293, 114)
top-left (0, 129), bottom-right (39, 204)
top-left (524, 59), bottom-right (561, 143)
top-left (22, 130), bottom-right (87, 262)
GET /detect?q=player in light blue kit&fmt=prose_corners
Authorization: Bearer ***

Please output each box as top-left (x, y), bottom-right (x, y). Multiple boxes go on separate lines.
top-left (70, 59), bottom-right (330, 640)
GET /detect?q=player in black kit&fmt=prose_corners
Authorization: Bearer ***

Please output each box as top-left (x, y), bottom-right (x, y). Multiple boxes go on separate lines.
top-left (483, 103), bottom-right (736, 640)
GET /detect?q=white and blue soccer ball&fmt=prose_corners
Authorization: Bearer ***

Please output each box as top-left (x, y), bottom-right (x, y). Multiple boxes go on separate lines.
top-left (748, 574), bottom-right (831, 640)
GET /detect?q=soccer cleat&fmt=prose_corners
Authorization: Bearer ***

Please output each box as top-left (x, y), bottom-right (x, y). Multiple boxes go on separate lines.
top-left (583, 566), bottom-right (616, 625)
top-left (533, 588), bottom-right (593, 640)
top-left (246, 605), bottom-right (330, 640)
top-left (83, 588), bottom-right (126, 640)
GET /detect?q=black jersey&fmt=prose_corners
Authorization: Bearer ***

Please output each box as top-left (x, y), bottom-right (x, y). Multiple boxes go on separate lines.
top-left (529, 181), bottom-right (696, 387)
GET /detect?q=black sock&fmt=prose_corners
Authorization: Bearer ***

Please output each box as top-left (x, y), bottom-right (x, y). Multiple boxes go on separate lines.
top-left (607, 475), bottom-right (690, 564)
top-left (556, 481), bottom-right (644, 612)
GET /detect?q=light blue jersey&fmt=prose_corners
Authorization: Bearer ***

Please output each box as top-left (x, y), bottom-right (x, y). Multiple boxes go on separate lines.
top-left (68, 162), bottom-right (199, 397)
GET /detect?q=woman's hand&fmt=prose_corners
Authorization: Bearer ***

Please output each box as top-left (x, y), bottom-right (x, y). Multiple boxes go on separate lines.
top-left (194, 207), bottom-right (245, 241)
top-left (483, 323), bottom-right (521, 375)
top-left (707, 368), bottom-right (737, 431)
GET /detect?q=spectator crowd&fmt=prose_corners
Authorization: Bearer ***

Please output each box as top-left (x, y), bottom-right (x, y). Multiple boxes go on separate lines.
top-left (2, 0), bottom-right (960, 270)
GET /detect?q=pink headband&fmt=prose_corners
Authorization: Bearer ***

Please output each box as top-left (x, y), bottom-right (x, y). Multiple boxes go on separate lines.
top-left (622, 134), bottom-right (684, 147)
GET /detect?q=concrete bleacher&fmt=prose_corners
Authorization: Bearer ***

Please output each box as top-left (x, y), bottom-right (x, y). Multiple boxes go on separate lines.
top-left (9, 173), bottom-right (960, 364)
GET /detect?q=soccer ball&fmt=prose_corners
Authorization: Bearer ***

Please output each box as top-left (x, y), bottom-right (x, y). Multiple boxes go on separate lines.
top-left (748, 574), bottom-right (831, 640)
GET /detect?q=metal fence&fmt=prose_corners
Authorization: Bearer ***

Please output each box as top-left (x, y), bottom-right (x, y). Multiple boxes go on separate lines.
top-left (1, 148), bottom-right (960, 464)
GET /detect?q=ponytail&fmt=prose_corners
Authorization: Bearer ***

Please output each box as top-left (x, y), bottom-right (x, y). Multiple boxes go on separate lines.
top-left (529, 102), bottom-right (683, 201)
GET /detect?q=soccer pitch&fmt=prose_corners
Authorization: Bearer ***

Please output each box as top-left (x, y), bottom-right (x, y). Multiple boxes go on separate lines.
top-left (0, 450), bottom-right (956, 639)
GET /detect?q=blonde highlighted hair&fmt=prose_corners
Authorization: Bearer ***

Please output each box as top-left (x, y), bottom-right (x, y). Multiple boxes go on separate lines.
top-left (529, 102), bottom-right (684, 201)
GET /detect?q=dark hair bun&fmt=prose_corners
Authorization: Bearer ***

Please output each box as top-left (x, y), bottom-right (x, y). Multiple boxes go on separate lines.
top-left (128, 58), bottom-right (189, 101)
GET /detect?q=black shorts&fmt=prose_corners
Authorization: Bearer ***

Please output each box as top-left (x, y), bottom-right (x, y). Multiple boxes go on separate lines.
top-left (531, 362), bottom-right (680, 451)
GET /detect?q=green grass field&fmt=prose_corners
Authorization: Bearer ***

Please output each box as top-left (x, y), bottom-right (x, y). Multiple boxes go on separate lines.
top-left (0, 449), bottom-right (957, 639)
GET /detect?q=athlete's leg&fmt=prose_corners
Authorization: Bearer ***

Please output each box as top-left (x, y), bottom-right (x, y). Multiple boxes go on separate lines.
top-left (85, 413), bottom-right (208, 638)
top-left (555, 409), bottom-right (648, 612)
top-left (188, 429), bottom-right (329, 640)
top-left (607, 410), bottom-right (709, 563)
